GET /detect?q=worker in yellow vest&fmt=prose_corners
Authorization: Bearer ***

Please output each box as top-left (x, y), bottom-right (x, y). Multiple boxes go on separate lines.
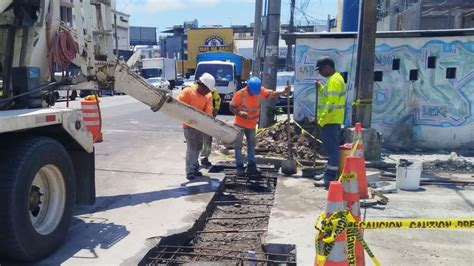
top-left (313, 57), bottom-right (347, 188)
top-left (200, 88), bottom-right (221, 167)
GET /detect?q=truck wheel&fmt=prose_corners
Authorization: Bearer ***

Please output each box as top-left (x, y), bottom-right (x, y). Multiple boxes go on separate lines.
top-left (0, 137), bottom-right (75, 261)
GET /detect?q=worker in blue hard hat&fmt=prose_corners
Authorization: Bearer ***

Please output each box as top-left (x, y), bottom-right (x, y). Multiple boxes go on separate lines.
top-left (230, 77), bottom-right (291, 176)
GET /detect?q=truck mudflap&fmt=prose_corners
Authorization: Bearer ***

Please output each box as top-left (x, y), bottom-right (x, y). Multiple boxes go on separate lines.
top-left (113, 61), bottom-right (241, 144)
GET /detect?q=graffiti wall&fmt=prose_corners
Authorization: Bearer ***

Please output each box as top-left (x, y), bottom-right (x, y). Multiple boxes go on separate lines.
top-left (294, 34), bottom-right (474, 150)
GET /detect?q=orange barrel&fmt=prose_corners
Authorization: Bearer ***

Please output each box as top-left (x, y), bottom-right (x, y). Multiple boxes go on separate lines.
top-left (316, 181), bottom-right (348, 266)
top-left (81, 98), bottom-right (103, 143)
top-left (339, 143), bottom-right (352, 174)
top-left (341, 157), bottom-right (365, 265)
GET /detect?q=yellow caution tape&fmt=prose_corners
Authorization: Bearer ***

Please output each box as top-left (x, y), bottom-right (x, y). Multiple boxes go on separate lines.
top-left (256, 121), bottom-right (283, 136)
top-left (315, 210), bottom-right (474, 266)
top-left (315, 210), bottom-right (381, 266)
top-left (352, 99), bottom-right (373, 106)
top-left (349, 218), bottom-right (474, 230)
top-left (292, 120), bottom-right (323, 144)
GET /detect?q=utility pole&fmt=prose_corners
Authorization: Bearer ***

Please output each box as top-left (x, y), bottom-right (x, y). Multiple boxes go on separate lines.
top-left (285, 0), bottom-right (296, 71)
top-left (352, 0), bottom-right (377, 127)
top-left (252, 0), bottom-right (263, 77)
top-left (259, 0), bottom-right (281, 128)
top-left (114, 12), bottom-right (119, 56)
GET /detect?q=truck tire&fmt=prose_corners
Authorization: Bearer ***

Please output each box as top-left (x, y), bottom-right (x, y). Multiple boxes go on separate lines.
top-left (0, 137), bottom-right (76, 262)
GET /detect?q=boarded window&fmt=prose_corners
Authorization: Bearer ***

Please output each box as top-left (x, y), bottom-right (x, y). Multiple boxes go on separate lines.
top-left (392, 59), bottom-right (400, 70)
top-left (374, 71), bottom-right (383, 82)
top-left (446, 68), bottom-right (456, 79)
top-left (341, 72), bottom-right (348, 83)
top-left (409, 69), bottom-right (418, 81)
top-left (428, 56), bottom-right (436, 69)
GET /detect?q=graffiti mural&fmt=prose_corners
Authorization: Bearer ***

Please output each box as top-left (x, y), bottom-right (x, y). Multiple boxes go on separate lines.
top-left (294, 36), bottom-right (474, 149)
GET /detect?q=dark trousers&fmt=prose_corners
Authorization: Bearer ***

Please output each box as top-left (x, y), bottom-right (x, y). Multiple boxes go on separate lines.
top-left (319, 124), bottom-right (341, 185)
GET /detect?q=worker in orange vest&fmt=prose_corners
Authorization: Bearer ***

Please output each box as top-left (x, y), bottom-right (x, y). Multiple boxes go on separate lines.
top-left (178, 73), bottom-right (214, 180)
top-left (230, 77), bottom-right (290, 176)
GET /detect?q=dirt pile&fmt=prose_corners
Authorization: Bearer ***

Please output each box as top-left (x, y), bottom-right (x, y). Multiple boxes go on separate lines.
top-left (423, 159), bottom-right (473, 174)
top-left (255, 120), bottom-right (322, 162)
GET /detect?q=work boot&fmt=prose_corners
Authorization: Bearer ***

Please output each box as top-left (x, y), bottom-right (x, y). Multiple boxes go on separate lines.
top-left (246, 163), bottom-right (261, 176)
top-left (236, 165), bottom-right (245, 176)
top-left (186, 173), bottom-right (195, 180)
top-left (194, 170), bottom-right (203, 177)
top-left (200, 157), bottom-right (212, 168)
top-left (314, 173), bottom-right (324, 181)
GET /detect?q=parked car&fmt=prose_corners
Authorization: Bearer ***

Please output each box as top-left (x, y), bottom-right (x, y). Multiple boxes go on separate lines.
top-left (275, 71), bottom-right (295, 113)
top-left (182, 75), bottom-right (195, 89)
top-left (175, 76), bottom-right (184, 86)
top-left (147, 77), bottom-right (171, 91)
top-left (54, 90), bottom-right (78, 101)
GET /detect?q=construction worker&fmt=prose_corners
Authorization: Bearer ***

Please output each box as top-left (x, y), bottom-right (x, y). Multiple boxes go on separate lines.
top-left (178, 73), bottom-right (214, 180)
top-left (313, 57), bottom-right (347, 188)
top-left (200, 88), bottom-right (221, 167)
top-left (230, 77), bottom-right (290, 176)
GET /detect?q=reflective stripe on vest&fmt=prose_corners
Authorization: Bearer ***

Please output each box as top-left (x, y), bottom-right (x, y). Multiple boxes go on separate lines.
top-left (241, 91), bottom-right (261, 119)
top-left (317, 73), bottom-right (346, 126)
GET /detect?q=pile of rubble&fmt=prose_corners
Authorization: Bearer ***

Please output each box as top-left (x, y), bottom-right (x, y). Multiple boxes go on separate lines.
top-left (423, 158), bottom-right (473, 174)
top-left (255, 120), bottom-right (323, 163)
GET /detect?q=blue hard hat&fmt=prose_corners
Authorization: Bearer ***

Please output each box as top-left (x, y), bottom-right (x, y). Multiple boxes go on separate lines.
top-left (247, 77), bottom-right (262, 95)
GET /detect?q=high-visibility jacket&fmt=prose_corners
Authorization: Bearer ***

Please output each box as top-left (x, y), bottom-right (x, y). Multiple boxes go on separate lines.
top-left (178, 84), bottom-right (213, 128)
top-left (230, 86), bottom-right (271, 129)
top-left (317, 72), bottom-right (346, 127)
top-left (211, 90), bottom-right (221, 114)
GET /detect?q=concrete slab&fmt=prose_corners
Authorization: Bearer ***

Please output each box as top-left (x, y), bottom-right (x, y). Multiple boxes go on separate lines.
top-left (364, 185), bottom-right (474, 265)
top-left (266, 176), bottom-right (326, 265)
top-left (266, 176), bottom-right (474, 265)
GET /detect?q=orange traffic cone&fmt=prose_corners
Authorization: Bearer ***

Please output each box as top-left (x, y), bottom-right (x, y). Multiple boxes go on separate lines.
top-left (352, 122), bottom-right (364, 158)
top-left (343, 155), bottom-right (368, 199)
top-left (316, 181), bottom-right (348, 266)
top-left (81, 97), bottom-right (103, 143)
top-left (341, 157), bottom-right (365, 266)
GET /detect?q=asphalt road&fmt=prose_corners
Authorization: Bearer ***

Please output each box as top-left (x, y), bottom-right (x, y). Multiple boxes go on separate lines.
top-left (37, 94), bottom-right (226, 265)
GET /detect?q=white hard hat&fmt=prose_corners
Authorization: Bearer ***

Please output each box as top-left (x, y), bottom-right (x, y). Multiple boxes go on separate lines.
top-left (198, 73), bottom-right (215, 91)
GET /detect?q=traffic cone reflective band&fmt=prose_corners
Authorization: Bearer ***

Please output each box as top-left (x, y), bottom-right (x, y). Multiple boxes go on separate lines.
top-left (352, 123), bottom-right (364, 158)
top-left (340, 157), bottom-right (365, 266)
top-left (316, 181), bottom-right (348, 266)
top-left (81, 97), bottom-right (103, 143)
top-left (343, 156), bottom-right (368, 199)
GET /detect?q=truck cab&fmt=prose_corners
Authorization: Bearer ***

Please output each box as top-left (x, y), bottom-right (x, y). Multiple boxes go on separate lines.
top-left (195, 52), bottom-right (250, 114)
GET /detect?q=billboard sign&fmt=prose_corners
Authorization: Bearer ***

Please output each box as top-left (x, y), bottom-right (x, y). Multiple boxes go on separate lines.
top-left (130, 26), bottom-right (157, 46)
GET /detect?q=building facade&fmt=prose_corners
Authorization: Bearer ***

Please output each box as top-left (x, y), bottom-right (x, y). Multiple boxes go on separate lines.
top-left (112, 10), bottom-right (130, 51)
top-left (377, 0), bottom-right (474, 31)
top-left (284, 30), bottom-right (474, 150)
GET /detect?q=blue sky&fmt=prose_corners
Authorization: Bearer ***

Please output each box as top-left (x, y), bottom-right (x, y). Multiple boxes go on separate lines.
top-left (116, 0), bottom-right (339, 35)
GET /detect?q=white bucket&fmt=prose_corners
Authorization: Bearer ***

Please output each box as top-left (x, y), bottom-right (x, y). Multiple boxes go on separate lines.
top-left (396, 160), bottom-right (422, 190)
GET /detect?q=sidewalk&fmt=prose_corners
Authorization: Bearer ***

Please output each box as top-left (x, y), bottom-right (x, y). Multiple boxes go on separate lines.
top-left (266, 173), bottom-right (474, 265)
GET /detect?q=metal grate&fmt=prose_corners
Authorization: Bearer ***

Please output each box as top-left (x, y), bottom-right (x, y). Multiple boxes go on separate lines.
top-left (146, 245), bottom-right (296, 265)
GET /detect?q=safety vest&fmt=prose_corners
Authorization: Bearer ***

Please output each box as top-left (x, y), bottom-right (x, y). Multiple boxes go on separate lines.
top-left (211, 90), bottom-right (221, 113)
top-left (232, 87), bottom-right (271, 129)
top-left (317, 72), bottom-right (346, 127)
top-left (241, 89), bottom-right (261, 120)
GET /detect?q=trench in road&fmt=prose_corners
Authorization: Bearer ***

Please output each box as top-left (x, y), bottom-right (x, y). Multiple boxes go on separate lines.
top-left (140, 163), bottom-right (297, 265)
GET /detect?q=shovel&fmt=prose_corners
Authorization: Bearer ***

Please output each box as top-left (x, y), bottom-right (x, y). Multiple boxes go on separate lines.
top-left (281, 81), bottom-right (297, 175)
